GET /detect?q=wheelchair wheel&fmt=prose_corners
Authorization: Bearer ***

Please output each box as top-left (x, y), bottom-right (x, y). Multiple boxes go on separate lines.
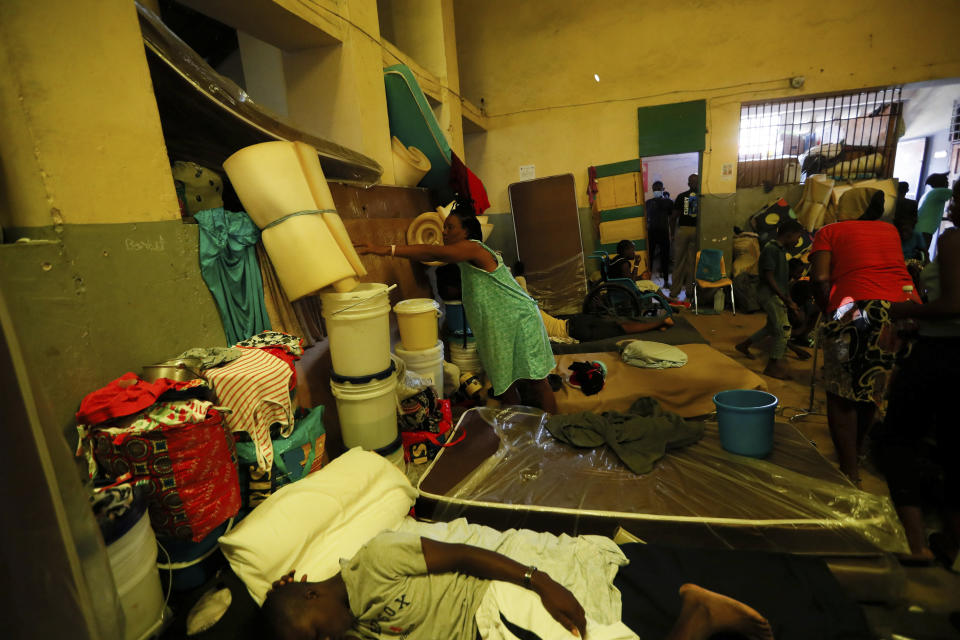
top-left (582, 283), bottom-right (641, 318)
top-left (637, 292), bottom-right (672, 318)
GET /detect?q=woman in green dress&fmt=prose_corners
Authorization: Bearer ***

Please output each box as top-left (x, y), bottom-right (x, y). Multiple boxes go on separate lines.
top-left (356, 208), bottom-right (557, 413)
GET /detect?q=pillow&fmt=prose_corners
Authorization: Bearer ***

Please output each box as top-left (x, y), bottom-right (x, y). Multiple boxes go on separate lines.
top-left (219, 448), bottom-right (417, 604)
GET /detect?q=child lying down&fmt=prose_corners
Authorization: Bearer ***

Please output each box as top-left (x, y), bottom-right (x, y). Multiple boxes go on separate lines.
top-left (260, 531), bottom-right (773, 640)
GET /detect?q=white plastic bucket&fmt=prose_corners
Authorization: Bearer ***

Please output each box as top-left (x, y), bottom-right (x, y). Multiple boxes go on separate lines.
top-left (321, 283), bottom-right (392, 378)
top-left (383, 441), bottom-right (406, 472)
top-left (394, 298), bottom-right (441, 351)
top-left (106, 510), bottom-right (165, 640)
top-left (330, 367), bottom-right (398, 450)
top-left (394, 341), bottom-right (445, 397)
top-left (449, 339), bottom-right (484, 376)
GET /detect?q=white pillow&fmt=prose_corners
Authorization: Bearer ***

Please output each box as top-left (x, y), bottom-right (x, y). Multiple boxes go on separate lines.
top-left (219, 448), bottom-right (417, 604)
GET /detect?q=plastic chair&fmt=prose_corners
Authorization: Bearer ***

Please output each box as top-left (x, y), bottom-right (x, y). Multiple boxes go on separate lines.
top-left (693, 249), bottom-right (735, 315)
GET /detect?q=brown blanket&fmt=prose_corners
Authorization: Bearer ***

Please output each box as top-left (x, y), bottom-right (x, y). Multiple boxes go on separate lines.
top-left (554, 344), bottom-right (768, 418)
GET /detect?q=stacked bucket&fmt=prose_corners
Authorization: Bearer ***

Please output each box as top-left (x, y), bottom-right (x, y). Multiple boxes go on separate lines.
top-left (321, 284), bottom-right (401, 463)
top-left (393, 299), bottom-right (444, 397)
top-left (443, 299), bottom-right (484, 383)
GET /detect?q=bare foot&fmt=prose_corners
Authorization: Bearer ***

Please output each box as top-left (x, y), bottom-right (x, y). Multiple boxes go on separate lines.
top-left (735, 341), bottom-right (755, 359)
top-left (671, 584), bottom-right (773, 640)
top-left (659, 316), bottom-right (676, 331)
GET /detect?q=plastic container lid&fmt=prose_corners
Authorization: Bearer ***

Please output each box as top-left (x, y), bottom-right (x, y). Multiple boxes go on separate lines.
top-left (394, 340), bottom-right (444, 358)
top-left (393, 298), bottom-right (440, 315)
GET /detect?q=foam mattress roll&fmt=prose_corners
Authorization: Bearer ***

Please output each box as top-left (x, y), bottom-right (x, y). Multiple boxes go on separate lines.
top-left (292, 141), bottom-right (368, 278)
top-left (391, 137), bottom-right (431, 187)
top-left (223, 142), bottom-right (318, 229)
top-left (261, 214), bottom-right (356, 300)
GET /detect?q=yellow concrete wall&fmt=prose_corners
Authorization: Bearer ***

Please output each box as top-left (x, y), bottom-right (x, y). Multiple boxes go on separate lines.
top-left (0, 1), bottom-right (180, 228)
top-left (456, 0), bottom-right (960, 211)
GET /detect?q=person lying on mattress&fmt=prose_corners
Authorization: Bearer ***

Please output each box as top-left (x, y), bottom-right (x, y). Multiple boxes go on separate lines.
top-left (357, 203), bottom-right (557, 413)
top-left (260, 531), bottom-right (774, 640)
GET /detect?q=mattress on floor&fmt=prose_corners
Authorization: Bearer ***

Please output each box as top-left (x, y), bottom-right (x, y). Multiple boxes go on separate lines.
top-left (551, 313), bottom-right (708, 354)
top-left (554, 344), bottom-right (767, 418)
top-left (418, 407), bottom-right (908, 558)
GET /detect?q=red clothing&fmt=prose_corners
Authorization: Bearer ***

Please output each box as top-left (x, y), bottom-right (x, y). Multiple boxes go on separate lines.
top-left (76, 373), bottom-right (198, 425)
top-left (810, 220), bottom-right (918, 312)
top-left (449, 152), bottom-right (491, 214)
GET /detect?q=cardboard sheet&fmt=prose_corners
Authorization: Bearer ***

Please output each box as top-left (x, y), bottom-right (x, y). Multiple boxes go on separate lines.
top-left (554, 344), bottom-right (767, 418)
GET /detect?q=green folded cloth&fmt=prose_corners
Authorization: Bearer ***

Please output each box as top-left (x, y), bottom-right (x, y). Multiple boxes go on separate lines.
top-left (546, 398), bottom-right (703, 474)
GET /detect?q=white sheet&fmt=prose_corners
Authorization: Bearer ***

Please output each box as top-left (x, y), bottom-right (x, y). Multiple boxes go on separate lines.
top-left (396, 518), bottom-right (631, 634)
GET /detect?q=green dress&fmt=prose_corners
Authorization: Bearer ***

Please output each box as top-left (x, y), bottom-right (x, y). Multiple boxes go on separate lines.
top-left (458, 241), bottom-right (555, 394)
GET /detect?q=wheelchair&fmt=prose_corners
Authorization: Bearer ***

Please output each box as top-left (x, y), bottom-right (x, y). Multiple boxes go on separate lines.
top-left (582, 251), bottom-right (673, 319)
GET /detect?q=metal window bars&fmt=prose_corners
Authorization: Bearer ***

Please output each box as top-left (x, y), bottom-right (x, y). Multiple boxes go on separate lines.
top-left (950, 99), bottom-right (960, 143)
top-left (736, 86), bottom-right (902, 188)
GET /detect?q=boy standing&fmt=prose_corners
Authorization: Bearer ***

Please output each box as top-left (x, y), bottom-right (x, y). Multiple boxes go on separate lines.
top-left (736, 220), bottom-right (805, 379)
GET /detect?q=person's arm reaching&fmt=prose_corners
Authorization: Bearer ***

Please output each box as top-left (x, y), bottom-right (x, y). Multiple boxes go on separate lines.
top-left (420, 537), bottom-right (587, 638)
top-left (810, 251), bottom-right (832, 314)
top-left (356, 240), bottom-right (496, 271)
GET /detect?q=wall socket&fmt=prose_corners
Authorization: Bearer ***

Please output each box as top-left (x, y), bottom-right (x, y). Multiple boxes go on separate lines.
top-left (519, 165), bottom-right (535, 180)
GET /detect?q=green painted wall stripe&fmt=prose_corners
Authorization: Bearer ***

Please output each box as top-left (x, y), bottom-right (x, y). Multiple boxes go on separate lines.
top-left (599, 205), bottom-right (644, 222)
top-left (600, 239), bottom-right (646, 254)
top-left (594, 159), bottom-right (641, 178)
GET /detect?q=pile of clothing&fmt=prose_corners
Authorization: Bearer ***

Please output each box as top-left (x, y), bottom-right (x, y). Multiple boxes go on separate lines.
top-left (76, 331), bottom-right (326, 542)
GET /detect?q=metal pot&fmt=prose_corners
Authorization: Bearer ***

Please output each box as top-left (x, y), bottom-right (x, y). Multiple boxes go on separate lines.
top-left (141, 357), bottom-right (202, 382)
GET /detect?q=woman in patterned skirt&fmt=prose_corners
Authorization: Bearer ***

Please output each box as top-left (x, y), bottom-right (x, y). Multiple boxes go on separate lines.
top-left (809, 194), bottom-right (920, 485)
top-left (357, 206), bottom-right (556, 413)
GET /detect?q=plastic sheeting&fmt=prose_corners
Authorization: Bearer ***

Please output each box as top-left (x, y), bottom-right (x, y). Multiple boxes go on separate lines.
top-left (527, 253), bottom-right (588, 316)
top-left (137, 3), bottom-right (381, 185)
top-left (418, 407), bottom-right (909, 556)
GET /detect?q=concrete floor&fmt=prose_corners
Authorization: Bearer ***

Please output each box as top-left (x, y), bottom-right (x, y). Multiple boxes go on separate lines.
top-left (686, 310), bottom-right (960, 639)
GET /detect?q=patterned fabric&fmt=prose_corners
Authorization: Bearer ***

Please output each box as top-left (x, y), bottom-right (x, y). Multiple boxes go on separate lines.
top-left (458, 241), bottom-right (555, 395)
top-left (90, 409), bottom-right (240, 541)
top-left (76, 373), bottom-right (203, 425)
top-left (173, 161), bottom-right (224, 216)
top-left (203, 348), bottom-right (295, 472)
top-left (236, 330), bottom-right (304, 356)
top-left (398, 389), bottom-right (455, 464)
top-left (820, 299), bottom-right (908, 407)
top-left (100, 399), bottom-right (214, 435)
top-left (175, 347), bottom-right (244, 369)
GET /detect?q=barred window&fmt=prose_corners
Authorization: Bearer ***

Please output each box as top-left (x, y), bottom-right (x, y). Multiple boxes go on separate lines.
top-left (950, 99), bottom-right (960, 143)
top-left (737, 87), bottom-right (902, 188)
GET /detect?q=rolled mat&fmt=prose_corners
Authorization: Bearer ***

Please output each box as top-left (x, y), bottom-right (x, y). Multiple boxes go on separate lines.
top-left (391, 136), bottom-right (431, 187)
top-left (407, 211), bottom-right (445, 267)
top-left (224, 141), bottom-right (364, 299)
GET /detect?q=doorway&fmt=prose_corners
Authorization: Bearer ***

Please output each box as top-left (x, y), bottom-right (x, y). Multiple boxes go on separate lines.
top-left (641, 152), bottom-right (700, 287)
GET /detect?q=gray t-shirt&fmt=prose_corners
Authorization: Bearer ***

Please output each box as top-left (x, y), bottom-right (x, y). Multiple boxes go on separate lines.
top-left (340, 531), bottom-right (489, 639)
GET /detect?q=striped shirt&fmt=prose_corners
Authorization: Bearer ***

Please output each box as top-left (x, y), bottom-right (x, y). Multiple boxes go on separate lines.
top-left (203, 347), bottom-right (293, 472)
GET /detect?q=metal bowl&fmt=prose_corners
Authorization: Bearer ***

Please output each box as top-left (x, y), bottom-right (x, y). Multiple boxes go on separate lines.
top-left (141, 357), bottom-right (202, 382)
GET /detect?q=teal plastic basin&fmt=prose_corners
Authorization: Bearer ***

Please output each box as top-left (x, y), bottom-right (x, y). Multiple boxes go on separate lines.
top-left (713, 389), bottom-right (778, 458)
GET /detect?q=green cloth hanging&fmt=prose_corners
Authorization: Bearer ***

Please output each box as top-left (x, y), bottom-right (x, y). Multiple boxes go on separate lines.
top-left (195, 207), bottom-right (271, 344)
